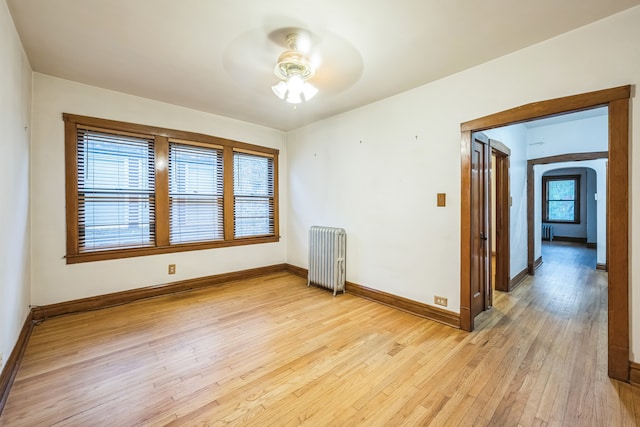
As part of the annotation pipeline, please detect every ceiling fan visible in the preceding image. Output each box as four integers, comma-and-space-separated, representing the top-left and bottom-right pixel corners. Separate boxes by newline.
271, 32, 318, 104
222, 25, 362, 107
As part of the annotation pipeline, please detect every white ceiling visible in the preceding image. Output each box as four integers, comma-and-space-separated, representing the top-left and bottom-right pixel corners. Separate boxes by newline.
7, 0, 640, 131
524, 106, 608, 128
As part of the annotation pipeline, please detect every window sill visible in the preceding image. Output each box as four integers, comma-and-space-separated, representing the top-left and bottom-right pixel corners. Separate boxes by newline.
65, 235, 280, 264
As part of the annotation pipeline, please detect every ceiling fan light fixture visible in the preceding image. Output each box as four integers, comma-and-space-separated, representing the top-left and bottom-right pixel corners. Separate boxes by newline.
302, 81, 318, 100
287, 73, 305, 93
272, 33, 318, 104
272, 80, 287, 99
286, 90, 302, 104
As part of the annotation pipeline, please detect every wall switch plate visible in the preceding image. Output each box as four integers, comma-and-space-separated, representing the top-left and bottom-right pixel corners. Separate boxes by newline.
437, 193, 446, 207
434, 296, 448, 307
168, 264, 176, 274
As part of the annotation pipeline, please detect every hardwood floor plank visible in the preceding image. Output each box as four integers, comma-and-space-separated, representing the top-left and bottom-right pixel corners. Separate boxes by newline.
618, 382, 638, 426
517, 320, 565, 425
632, 385, 640, 425
489, 314, 560, 425
1, 243, 638, 426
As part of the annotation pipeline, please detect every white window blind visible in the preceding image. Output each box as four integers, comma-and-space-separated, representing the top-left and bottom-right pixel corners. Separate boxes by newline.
77, 128, 155, 251
169, 142, 224, 243
233, 151, 275, 238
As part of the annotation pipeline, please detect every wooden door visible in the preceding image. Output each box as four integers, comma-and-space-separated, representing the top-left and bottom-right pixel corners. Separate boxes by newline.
491, 140, 511, 292
471, 133, 491, 318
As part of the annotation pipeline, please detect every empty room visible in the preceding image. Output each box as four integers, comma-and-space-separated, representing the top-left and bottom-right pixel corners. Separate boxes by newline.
1, 1, 640, 425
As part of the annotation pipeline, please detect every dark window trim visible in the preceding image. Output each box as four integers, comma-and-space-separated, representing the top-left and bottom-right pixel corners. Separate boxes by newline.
542, 174, 581, 224
64, 113, 279, 264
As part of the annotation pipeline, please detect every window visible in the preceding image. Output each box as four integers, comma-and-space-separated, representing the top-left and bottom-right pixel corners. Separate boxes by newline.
233, 150, 275, 238
64, 114, 279, 263
76, 128, 155, 251
169, 142, 224, 244
543, 175, 580, 223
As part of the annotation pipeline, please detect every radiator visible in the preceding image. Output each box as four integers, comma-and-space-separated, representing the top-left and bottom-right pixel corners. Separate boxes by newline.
308, 226, 346, 296
542, 224, 554, 241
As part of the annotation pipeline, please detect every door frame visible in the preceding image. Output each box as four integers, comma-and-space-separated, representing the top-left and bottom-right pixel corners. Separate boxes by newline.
459, 85, 630, 382
491, 139, 511, 292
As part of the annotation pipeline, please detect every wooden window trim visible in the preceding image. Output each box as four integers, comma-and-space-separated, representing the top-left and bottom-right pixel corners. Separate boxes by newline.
64, 113, 279, 264
542, 174, 581, 224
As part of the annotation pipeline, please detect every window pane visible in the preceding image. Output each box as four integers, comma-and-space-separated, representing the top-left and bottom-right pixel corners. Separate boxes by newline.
77, 130, 155, 251
234, 197, 273, 237
234, 152, 274, 238
548, 180, 575, 201
548, 200, 575, 222
169, 143, 224, 243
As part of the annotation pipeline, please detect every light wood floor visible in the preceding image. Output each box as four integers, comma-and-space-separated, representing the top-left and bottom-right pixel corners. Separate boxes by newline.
2, 243, 639, 426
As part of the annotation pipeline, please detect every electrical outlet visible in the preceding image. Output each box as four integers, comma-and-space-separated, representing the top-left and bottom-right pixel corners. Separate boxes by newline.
168, 264, 176, 274
434, 296, 448, 307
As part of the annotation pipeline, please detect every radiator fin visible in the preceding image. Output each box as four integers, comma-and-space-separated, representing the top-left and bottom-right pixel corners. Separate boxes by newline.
542, 224, 554, 241
308, 226, 346, 296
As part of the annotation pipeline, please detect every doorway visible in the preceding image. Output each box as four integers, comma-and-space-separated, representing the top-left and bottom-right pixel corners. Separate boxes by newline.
527, 154, 608, 274
469, 133, 511, 318
459, 85, 630, 382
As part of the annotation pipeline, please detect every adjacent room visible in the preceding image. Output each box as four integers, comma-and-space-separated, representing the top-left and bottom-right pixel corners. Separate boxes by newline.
1, 1, 640, 425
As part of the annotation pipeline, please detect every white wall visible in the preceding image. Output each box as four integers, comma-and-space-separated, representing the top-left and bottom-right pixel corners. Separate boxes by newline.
527, 114, 608, 159
0, 0, 31, 370
586, 168, 597, 244
482, 124, 529, 279
286, 6, 640, 361
30, 73, 287, 305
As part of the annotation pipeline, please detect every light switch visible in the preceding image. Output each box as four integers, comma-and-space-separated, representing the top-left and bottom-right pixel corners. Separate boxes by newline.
437, 193, 446, 207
